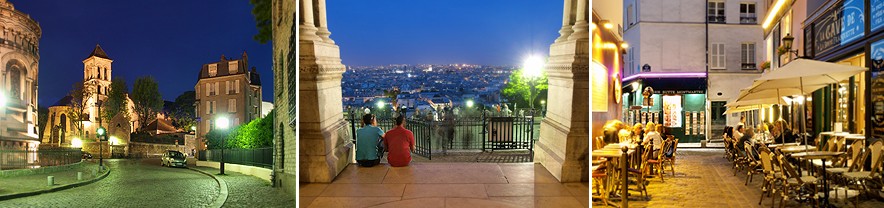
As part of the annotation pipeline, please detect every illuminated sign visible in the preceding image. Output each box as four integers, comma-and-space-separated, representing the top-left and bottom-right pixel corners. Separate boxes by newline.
592, 61, 608, 112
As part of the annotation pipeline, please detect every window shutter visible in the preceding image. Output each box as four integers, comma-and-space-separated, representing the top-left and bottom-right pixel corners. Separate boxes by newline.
206, 102, 210, 115
205, 84, 209, 96
235, 80, 240, 93
214, 82, 219, 94
226, 81, 230, 94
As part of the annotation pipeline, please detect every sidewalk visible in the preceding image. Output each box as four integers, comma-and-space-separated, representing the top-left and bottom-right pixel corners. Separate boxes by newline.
0, 161, 102, 196
300, 163, 588, 208
190, 166, 295, 207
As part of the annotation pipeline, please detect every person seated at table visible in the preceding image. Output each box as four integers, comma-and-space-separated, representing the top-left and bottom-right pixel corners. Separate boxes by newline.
630, 124, 644, 143
642, 124, 664, 152
618, 127, 632, 143
736, 127, 755, 151
645, 122, 655, 136
603, 120, 627, 144
723, 126, 734, 142
733, 125, 745, 141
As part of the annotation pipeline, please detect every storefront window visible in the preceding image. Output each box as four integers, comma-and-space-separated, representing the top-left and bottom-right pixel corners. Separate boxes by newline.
663, 95, 682, 127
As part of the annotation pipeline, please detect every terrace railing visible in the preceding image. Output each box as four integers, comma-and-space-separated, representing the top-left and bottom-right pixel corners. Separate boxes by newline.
0, 147, 82, 170
202, 147, 273, 168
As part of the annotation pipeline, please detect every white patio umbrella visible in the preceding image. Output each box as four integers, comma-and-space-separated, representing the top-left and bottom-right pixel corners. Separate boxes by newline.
736, 59, 867, 149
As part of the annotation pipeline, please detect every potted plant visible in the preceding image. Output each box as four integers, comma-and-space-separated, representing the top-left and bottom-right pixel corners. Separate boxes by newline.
777, 46, 789, 57
760, 61, 770, 71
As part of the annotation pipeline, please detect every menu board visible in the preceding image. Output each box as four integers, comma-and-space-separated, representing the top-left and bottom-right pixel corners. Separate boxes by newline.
652, 112, 659, 124
871, 39, 884, 139
685, 111, 692, 135
692, 112, 699, 135
699, 112, 706, 135
663, 95, 682, 127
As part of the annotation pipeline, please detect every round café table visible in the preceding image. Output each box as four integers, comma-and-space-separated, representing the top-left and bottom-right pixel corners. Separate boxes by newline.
790, 151, 844, 207
592, 148, 635, 207
768, 143, 800, 149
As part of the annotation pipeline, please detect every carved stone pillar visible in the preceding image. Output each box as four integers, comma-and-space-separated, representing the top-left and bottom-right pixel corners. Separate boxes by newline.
535, 0, 589, 182
314, 0, 334, 43
568, 0, 589, 41
298, 0, 351, 183
555, 0, 574, 42
299, 0, 320, 41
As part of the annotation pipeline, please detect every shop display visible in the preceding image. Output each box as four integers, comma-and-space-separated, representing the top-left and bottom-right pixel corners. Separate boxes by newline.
662, 95, 682, 127
699, 112, 706, 134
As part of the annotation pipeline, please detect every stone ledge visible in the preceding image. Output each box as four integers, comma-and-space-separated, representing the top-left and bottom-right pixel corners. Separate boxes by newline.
0, 161, 84, 178
187, 166, 229, 208
0, 165, 110, 201
195, 161, 272, 183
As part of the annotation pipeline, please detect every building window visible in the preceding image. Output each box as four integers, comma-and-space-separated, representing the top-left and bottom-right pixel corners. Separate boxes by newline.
707, 1, 725, 23
214, 82, 220, 96
741, 43, 756, 70
208, 64, 217, 77
228, 61, 238, 74
740, 3, 757, 24
228, 99, 236, 113
235, 80, 240, 94
226, 81, 231, 95
627, 4, 635, 27
711, 43, 726, 69
628, 48, 636, 74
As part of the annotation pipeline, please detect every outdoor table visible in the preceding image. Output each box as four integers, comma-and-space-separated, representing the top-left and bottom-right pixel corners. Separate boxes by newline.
843, 135, 864, 141
768, 143, 800, 149
790, 151, 844, 207
592, 148, 634, 208
778, 145, 816, 153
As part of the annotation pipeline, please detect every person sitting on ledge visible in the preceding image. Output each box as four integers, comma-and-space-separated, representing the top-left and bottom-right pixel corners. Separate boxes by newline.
356, 114, 385, 167
385, 115, 416, 167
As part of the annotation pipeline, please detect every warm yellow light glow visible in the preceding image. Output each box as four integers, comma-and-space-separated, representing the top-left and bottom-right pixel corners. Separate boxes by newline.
603, 22, 613, 29
109, 136, 120, 145
71, 138, 83, 148
768, 107, 774, 122
631, 82, 639, 91
762, 0, 787, 29
591, 23, 597, 31
523, 55, 545, 78
603, 43, 618, 49
621, 42, 629, 49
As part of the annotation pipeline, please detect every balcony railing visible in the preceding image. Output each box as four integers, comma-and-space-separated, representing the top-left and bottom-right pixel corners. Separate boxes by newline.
707, 15, 725, 23
741, 63, 757, 70
740, 14, 757, 24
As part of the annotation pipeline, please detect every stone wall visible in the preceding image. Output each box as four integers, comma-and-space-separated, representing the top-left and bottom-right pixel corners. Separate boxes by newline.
128, 142, 185, 158
273, 0, 297, 195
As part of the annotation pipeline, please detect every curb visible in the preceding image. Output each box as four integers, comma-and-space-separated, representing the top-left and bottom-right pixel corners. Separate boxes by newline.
0, 166, 111, 201
187, 167, 228, 208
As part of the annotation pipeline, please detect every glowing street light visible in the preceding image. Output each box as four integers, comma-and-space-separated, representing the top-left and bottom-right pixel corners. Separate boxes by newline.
523, 56, 545, 79
215, 116, 230, 175
71, 138, 83, 148
466, 100, 474, 108
377, 100, 385, 109
216, 117, 230, 130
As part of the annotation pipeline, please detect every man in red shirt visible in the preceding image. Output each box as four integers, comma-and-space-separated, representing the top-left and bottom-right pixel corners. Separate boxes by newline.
384, 115, 415, 167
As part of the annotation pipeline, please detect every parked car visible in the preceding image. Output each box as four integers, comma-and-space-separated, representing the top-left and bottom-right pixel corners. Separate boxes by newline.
161, 150, 187, 167
82, 152, 93, 159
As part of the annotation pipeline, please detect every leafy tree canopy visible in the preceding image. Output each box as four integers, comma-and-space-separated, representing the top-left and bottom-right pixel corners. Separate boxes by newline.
131, 76, 163, 132
500, 69, 548, 109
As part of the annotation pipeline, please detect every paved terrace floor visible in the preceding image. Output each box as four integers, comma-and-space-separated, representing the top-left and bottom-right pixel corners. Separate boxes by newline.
610, 148, 884, 208
299, 163, 589, 208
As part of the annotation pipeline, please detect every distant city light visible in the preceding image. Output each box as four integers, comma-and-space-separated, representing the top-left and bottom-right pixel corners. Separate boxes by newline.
523, 56, 544, 78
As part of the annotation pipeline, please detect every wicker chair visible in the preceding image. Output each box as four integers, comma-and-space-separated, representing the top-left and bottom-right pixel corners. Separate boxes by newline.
776, 153, 818, 208
842, 141, 884, 206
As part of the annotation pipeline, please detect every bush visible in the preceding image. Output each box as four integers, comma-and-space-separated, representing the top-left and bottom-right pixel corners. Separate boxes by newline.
206, 109, 275, 149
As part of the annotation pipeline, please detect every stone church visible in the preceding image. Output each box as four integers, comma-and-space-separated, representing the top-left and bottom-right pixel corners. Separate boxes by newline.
0, 0, 42, 152
42, 45, 140, 150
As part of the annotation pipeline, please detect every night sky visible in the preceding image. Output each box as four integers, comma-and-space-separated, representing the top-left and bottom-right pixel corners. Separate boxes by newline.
326, 0, 562, 66
13, 0, 273, 106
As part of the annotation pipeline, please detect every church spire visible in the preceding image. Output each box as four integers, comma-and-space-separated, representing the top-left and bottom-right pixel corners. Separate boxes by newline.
87, 44, 111, 60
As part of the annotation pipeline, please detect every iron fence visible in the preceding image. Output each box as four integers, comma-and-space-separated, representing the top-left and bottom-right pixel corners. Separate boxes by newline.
202, 147, 273, 168
0, 148, 82, 170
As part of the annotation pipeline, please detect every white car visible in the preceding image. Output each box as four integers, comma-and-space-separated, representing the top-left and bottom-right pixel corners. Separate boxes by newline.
161, 150, 187, 167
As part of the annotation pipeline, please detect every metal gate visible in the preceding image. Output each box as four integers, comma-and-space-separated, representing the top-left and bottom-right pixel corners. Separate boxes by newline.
483, 110, 535, 152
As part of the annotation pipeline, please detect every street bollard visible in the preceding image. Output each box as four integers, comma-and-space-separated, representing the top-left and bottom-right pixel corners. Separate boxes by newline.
621, 146, 628, 208
47, 176, 54, 186
78, 172, 83, 181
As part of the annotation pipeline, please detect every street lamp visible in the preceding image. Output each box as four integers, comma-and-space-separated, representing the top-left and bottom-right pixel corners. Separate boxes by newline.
377, 100, 385, 109
466, 100, 474, 108
781, 33, 799, 60
97, 126, 106, 168
215, 117, 229, 175
523, 55, 545, 109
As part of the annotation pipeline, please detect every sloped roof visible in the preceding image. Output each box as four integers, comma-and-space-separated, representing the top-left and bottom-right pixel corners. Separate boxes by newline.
87, 44, 111, 60
51, 95, 73, 107
144, 118, 177, 132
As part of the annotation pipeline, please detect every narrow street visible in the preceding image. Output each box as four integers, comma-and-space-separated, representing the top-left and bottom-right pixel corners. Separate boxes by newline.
0, 159, 218, 207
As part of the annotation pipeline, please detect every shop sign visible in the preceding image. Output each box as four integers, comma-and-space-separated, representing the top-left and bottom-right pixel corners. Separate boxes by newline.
654, 90, 705, 94
873, 0, 884, 31
642, 64, 651, 72
814, 0, 865, 54
870, 39, 884, 138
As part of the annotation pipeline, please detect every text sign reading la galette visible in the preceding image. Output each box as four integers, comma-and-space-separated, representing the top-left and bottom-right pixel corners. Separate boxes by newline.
873, 0, 884, 31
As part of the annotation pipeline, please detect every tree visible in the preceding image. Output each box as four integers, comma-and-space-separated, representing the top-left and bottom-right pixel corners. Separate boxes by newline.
37, 106, 48, 140
249, 0, 272, 44
66, 82, 90, 139
103, 77, 129, 123
131, 76, 163, 132
500, 69, 548, 109
171, 91, 196, 130
208, 109, 275, 149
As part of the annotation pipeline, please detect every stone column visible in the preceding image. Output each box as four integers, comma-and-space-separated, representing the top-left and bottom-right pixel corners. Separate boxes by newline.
298, 0, 351, 183
568, 0, 588, 41
535, 0, 589, 182
554, 0, 574, 42
299, 0, 320, 41
314, 0, 334, 43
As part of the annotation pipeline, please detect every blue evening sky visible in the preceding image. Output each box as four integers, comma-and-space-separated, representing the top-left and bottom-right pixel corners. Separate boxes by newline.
326, 0, 562, 66
13, 0, 273, 106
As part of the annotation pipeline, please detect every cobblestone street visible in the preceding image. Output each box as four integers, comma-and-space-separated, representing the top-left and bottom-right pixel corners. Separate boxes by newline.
0, 159, 218, 207
605, 149, 884, 208
191, 166, 295, 207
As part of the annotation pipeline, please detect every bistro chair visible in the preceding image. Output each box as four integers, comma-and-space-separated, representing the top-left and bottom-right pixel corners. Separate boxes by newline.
625, 143, 654, 199
757, 147, 781, 207
591, 165, 608, 206
827, 140, 865, 200
647, 139, 671, 182
842, 142, 884, 205
745, 142, 764, 185
776, 153, 818, 208
661, 138, 679, 175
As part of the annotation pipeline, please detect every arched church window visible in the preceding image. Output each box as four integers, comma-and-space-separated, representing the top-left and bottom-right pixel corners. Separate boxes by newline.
7, 61, 22, 100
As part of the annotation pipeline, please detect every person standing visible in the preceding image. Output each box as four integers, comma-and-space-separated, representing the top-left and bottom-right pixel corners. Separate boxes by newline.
385, 115, 416, 167
356, 114, 385, 167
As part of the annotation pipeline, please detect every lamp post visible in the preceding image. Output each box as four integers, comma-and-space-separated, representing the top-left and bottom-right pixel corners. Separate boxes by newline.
523, 56, 545, 109
216, 117, 229, 175
96, 100, 104, 169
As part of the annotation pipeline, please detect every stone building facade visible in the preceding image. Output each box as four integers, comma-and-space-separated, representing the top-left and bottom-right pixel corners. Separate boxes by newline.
0, 0, 41, 152
194, 52, 262, 151
272, 0, 296, 195
41, 45, 139, 154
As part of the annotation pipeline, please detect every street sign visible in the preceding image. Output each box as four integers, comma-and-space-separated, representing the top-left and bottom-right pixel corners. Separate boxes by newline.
642, 64, 651, 72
